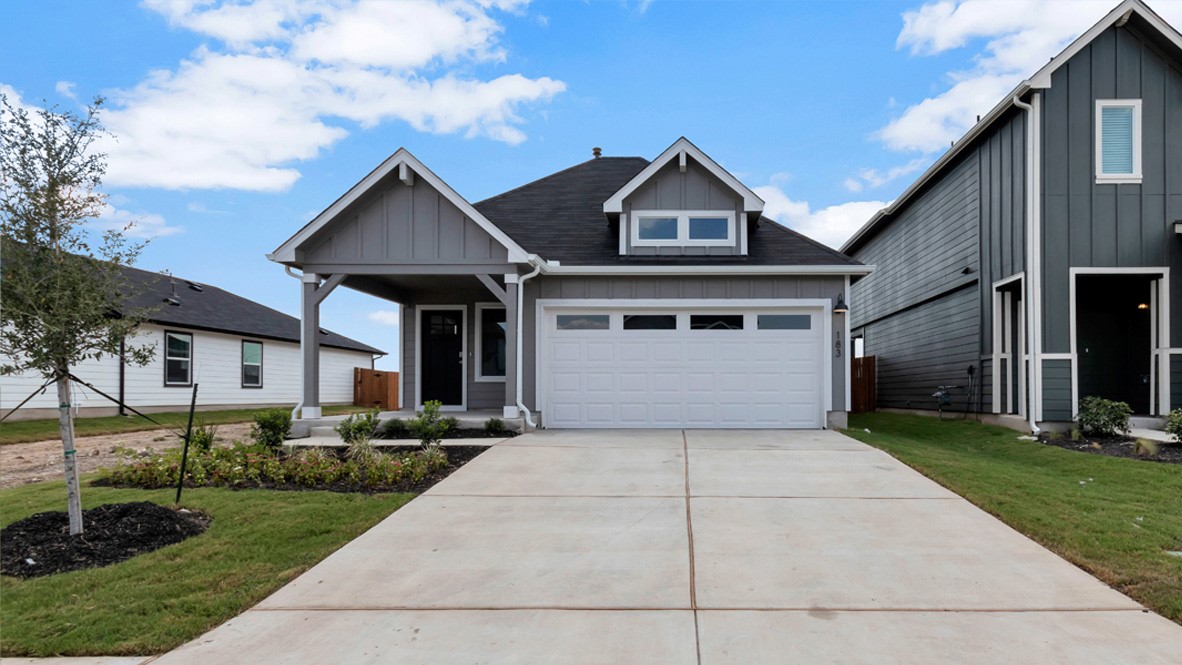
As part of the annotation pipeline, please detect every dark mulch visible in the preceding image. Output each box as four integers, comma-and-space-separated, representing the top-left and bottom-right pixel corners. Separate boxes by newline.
1, 502, 210, 579
1039, 434, 1182, 464
381, 428, 517, 440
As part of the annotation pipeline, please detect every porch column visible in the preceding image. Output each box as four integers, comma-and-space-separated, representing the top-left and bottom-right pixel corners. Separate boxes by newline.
300, 272, 322, 419
503, 275, 519, 419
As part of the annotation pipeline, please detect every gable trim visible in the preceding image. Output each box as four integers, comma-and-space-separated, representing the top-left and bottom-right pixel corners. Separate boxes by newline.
603, 137, 764, 214
269, 148, 531, 264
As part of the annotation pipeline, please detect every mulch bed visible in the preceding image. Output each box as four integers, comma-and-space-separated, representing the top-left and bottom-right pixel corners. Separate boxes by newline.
381, 428, 517, 440
1039, 434, 1182, 464
1, 502, 210, 579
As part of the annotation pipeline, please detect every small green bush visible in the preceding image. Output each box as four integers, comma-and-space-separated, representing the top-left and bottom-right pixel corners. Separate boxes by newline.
1164, 408, 1182, 443
484, 417, 507, 435
408, 400, 448, 449
1075, 396, 1132, 437
381, 418, 411, 439
251, 408, 291, 450
440, 416, 460, 434
335, 408, 381, 445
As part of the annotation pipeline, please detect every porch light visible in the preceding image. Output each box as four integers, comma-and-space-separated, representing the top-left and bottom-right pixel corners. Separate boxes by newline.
1137, 302, 1150, 310
834, 294, 849, 315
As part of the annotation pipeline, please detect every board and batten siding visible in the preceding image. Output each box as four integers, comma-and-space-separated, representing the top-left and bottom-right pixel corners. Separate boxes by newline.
623, 158, 744, 257
298, 171, 508, 266
1040, 22, 1182, 353
977, 108, 1028, 357
520, 274, 848, 417
0, 324, 373, 419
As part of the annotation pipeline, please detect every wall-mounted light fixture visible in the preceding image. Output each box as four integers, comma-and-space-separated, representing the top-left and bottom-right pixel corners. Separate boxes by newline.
1137, 302, 1150, 310
834, 293, 849, 315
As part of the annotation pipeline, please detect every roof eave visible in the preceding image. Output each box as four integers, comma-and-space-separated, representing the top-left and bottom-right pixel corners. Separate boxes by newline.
537, 263, 874, 276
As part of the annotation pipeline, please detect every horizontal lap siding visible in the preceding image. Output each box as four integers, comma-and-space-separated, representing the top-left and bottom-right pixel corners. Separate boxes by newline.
860, 286, 979, 410
1172, 355, 1182, 411
0, 324, 372, 413
1041, 359, 1073, 421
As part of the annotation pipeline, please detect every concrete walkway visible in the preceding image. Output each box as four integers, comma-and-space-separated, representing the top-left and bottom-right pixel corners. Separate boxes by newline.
148, 429, 1182, 664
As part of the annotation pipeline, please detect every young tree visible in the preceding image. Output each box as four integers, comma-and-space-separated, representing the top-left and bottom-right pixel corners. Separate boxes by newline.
0, 95, 155, 535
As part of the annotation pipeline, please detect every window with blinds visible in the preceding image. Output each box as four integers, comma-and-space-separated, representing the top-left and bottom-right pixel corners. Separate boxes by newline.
1095, 100, 1141, 182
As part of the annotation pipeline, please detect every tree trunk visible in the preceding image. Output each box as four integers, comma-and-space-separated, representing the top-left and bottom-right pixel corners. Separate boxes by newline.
55, 371, 84, 535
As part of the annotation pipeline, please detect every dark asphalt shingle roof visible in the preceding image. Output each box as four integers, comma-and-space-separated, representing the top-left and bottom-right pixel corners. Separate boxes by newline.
119, 266, 384, 355
473, 157, 861, 267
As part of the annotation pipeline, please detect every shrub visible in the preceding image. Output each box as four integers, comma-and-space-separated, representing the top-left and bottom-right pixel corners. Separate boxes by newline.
1134, 438, 1159, 457
408, 400, 448, 449
1164, 408, 1182, 443
440, 416, 460, 434
1075, 396, 1132, 437
381, 418, 411, 439
185, 419, 218, 454
335, 408, 381, 445
251, 408, 291, 450
484, 417, 507, 435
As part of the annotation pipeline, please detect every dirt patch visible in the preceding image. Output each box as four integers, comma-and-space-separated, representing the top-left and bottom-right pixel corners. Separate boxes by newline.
1039, 434, 1182, 464
1, 501, 210, 578
0, 423, 253, 489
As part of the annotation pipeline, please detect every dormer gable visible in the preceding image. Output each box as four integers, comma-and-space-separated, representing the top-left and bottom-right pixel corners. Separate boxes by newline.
603, 138, 764, 257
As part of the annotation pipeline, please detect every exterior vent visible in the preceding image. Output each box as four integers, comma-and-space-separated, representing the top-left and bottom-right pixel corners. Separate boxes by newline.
187, 281, 204, 292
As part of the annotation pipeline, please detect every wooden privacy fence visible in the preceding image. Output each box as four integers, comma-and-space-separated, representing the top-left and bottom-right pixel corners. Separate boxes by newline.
353, 368, 399, 411
851, 356, 877, 414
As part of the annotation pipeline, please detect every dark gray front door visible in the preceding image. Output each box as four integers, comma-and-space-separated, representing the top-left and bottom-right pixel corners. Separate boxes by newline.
1076, 275, 1152, 414
421, 309, 463, 406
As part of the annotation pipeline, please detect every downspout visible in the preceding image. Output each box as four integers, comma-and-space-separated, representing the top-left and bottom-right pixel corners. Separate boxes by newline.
284, 265, 305, 421
515, 254, 544, 428
1013, 92, 1042, 434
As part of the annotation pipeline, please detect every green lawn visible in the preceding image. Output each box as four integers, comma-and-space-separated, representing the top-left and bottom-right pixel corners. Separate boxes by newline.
845, 412, 1182, 624
0, 480, 412, 657
1, 404, 366, 446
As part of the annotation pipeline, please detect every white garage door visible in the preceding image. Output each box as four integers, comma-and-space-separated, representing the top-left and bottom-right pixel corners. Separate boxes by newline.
541, 306, 825, 428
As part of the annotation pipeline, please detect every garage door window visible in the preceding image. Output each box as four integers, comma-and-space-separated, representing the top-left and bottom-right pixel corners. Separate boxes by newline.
690, 314, 743, 330
757, 314, 811, 330
623, 314, 677, 330
557, 314, 610, 330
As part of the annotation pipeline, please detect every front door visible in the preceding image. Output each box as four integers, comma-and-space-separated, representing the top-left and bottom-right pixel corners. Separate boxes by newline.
1076, 275, 1153, 414
421, 309, 464, 406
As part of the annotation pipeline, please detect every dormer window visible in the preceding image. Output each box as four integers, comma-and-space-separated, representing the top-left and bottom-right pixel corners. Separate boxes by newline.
632, 210, 736, 247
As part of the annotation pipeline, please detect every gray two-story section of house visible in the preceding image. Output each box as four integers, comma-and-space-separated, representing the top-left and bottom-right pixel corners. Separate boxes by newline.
843, 0, 1182, 431
270, 138, 870, 429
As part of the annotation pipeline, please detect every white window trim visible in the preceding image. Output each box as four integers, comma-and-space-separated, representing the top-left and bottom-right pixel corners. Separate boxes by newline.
1095, 99, 1142, 184
242, 340, 263, 388
164, 331, 193, 386
630, 210, 737, 247
475, 302, 507, 383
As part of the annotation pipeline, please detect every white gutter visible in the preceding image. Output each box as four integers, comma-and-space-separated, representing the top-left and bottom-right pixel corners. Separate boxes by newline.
537, 264, 873, 276
284, 265, 306, 421
515, 254, 544, 428
1013, 93, 1042, 435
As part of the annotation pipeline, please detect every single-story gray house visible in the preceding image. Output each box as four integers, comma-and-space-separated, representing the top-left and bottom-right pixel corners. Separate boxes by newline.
0, 265, 384, 420
842, 0, 1182, 431
270, 138, 871, 429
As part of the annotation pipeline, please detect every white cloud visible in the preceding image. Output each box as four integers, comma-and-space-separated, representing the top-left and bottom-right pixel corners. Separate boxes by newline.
91, 203, 184, 239
368, 310, 400, 326
54, 80, 77, 100
843, 157, 929, 193
878, 0, 1182, 154
754, 183, 887, 251
90, 0, 564, 191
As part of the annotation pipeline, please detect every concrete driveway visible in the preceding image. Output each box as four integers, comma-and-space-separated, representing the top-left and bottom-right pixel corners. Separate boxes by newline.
153, 429, 1182, 664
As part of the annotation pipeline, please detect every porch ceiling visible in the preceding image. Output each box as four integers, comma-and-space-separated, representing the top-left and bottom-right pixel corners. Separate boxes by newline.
341, 273, 503, 305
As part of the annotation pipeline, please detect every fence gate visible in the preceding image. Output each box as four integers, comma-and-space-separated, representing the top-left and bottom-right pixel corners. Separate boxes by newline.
851, 356, 877, 414
354, 368, 399, 411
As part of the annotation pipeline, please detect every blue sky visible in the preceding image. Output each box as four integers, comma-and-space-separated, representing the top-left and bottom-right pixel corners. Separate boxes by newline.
4, 0, 1175, 369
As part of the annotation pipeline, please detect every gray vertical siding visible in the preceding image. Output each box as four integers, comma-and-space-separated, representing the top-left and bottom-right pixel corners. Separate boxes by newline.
298, 173, 509, 265
977, 109, 1028, 356
1041, 358, 1073, 421
858, 285, 980, 411
623, 158, 743, 257
520, 275, 847, 417
1040, 22, 1182, 352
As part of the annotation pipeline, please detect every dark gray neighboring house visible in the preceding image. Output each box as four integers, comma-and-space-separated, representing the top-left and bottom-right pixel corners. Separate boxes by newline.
842, 0, 1182, 430
270, 137, 870, 429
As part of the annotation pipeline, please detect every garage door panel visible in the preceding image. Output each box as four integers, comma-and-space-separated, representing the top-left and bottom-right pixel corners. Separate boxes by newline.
544, 307, 824, 429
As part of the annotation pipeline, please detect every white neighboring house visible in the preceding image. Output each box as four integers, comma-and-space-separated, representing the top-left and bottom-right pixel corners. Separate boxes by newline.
0, 265, 385, 421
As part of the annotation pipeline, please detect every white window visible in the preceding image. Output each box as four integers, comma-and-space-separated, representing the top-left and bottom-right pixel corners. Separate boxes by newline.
631, 210, 736, 247
164, 331, 192, 386
1095, 99, 1141, 183
475, 304, 507, 382
242, 340, 263, 388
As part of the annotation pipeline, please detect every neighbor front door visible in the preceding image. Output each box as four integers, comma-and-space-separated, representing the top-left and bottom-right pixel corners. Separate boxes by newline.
421, 309, 464, 407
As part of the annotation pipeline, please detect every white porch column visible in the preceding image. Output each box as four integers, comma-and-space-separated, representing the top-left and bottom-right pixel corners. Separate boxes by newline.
300, 272, 322, 419
503, 274, 520, 418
